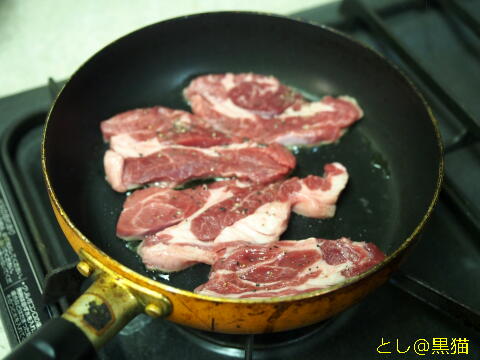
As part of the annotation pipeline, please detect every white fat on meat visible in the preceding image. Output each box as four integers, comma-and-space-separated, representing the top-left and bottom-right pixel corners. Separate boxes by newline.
279, 96, 363, 119
104, 150, 127, 192
140, 243, 216, 272
209, 96, 257, 121
215, 201, 290, 245
110, 134, 164, 158
110, 136, 257, 159
292, 163, 349, 218
220, 73, 236, 90
339, 95, 364, 118
266, 129, 333, 147
280, 101, 335, 118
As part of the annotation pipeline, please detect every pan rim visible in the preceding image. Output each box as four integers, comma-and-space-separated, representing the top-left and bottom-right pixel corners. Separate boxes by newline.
41, 10, 444, 304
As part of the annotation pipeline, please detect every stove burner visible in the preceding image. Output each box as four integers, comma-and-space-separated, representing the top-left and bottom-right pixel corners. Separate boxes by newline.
174, 320, 332, 354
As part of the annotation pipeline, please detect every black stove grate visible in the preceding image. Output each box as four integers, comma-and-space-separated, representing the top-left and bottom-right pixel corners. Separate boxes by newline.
339, 0, 480, 333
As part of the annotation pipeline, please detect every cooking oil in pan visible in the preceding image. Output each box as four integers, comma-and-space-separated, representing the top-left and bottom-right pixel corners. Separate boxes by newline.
283, 127, 396, 253
370, 153, 391, 180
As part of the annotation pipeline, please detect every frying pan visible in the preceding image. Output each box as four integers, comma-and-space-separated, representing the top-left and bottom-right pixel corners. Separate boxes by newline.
6, 12, 442, 359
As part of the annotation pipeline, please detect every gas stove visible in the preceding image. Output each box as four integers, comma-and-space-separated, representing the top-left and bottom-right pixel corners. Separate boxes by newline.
0, 0, 479, 359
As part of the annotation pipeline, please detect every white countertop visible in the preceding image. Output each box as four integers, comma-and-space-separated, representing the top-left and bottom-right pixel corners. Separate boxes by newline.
0, 0, 334, 356
0, 0, 334, 99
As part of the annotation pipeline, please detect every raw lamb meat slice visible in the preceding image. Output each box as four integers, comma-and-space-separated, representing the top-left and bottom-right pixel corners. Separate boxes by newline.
118, 162, 347, 241
100, 106, 184, 141
138, 163, 349, 272
100, 106, 232, 147
258, 96, 363, 146
116, 186, 209, 240
184, 73, 304, 120
184, 73, 363, 145
184, 73, 303, 135
104, 142, 296, 192
116, 180, 248, 240
195, 237, 385, 299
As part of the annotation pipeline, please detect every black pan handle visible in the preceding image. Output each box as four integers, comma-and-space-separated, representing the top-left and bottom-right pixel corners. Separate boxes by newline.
4, 317, 96, 360
3, 268, 171, 359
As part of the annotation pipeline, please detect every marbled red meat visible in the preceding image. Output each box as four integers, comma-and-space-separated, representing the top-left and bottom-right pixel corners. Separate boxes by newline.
259, 96, 363, 145
184, 73, 303, 136
116, 185, 210, 240
116, 179, 250, 240
100, 106, 232, 147
104, 142, 296, 192
184, 73, 363, 146
138, 163, 349, 272
195, 237, 385, 298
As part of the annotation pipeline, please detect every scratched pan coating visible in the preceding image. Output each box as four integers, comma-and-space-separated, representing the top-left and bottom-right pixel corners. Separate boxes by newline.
44, 13, 441, 294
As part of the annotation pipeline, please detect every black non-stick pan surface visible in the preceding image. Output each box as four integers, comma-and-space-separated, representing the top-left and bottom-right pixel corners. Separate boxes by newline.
44, 12, 442, 293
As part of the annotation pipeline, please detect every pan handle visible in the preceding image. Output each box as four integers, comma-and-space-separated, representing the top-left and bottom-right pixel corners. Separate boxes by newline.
5, 270, 169, 359
3, 317, 96, 360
